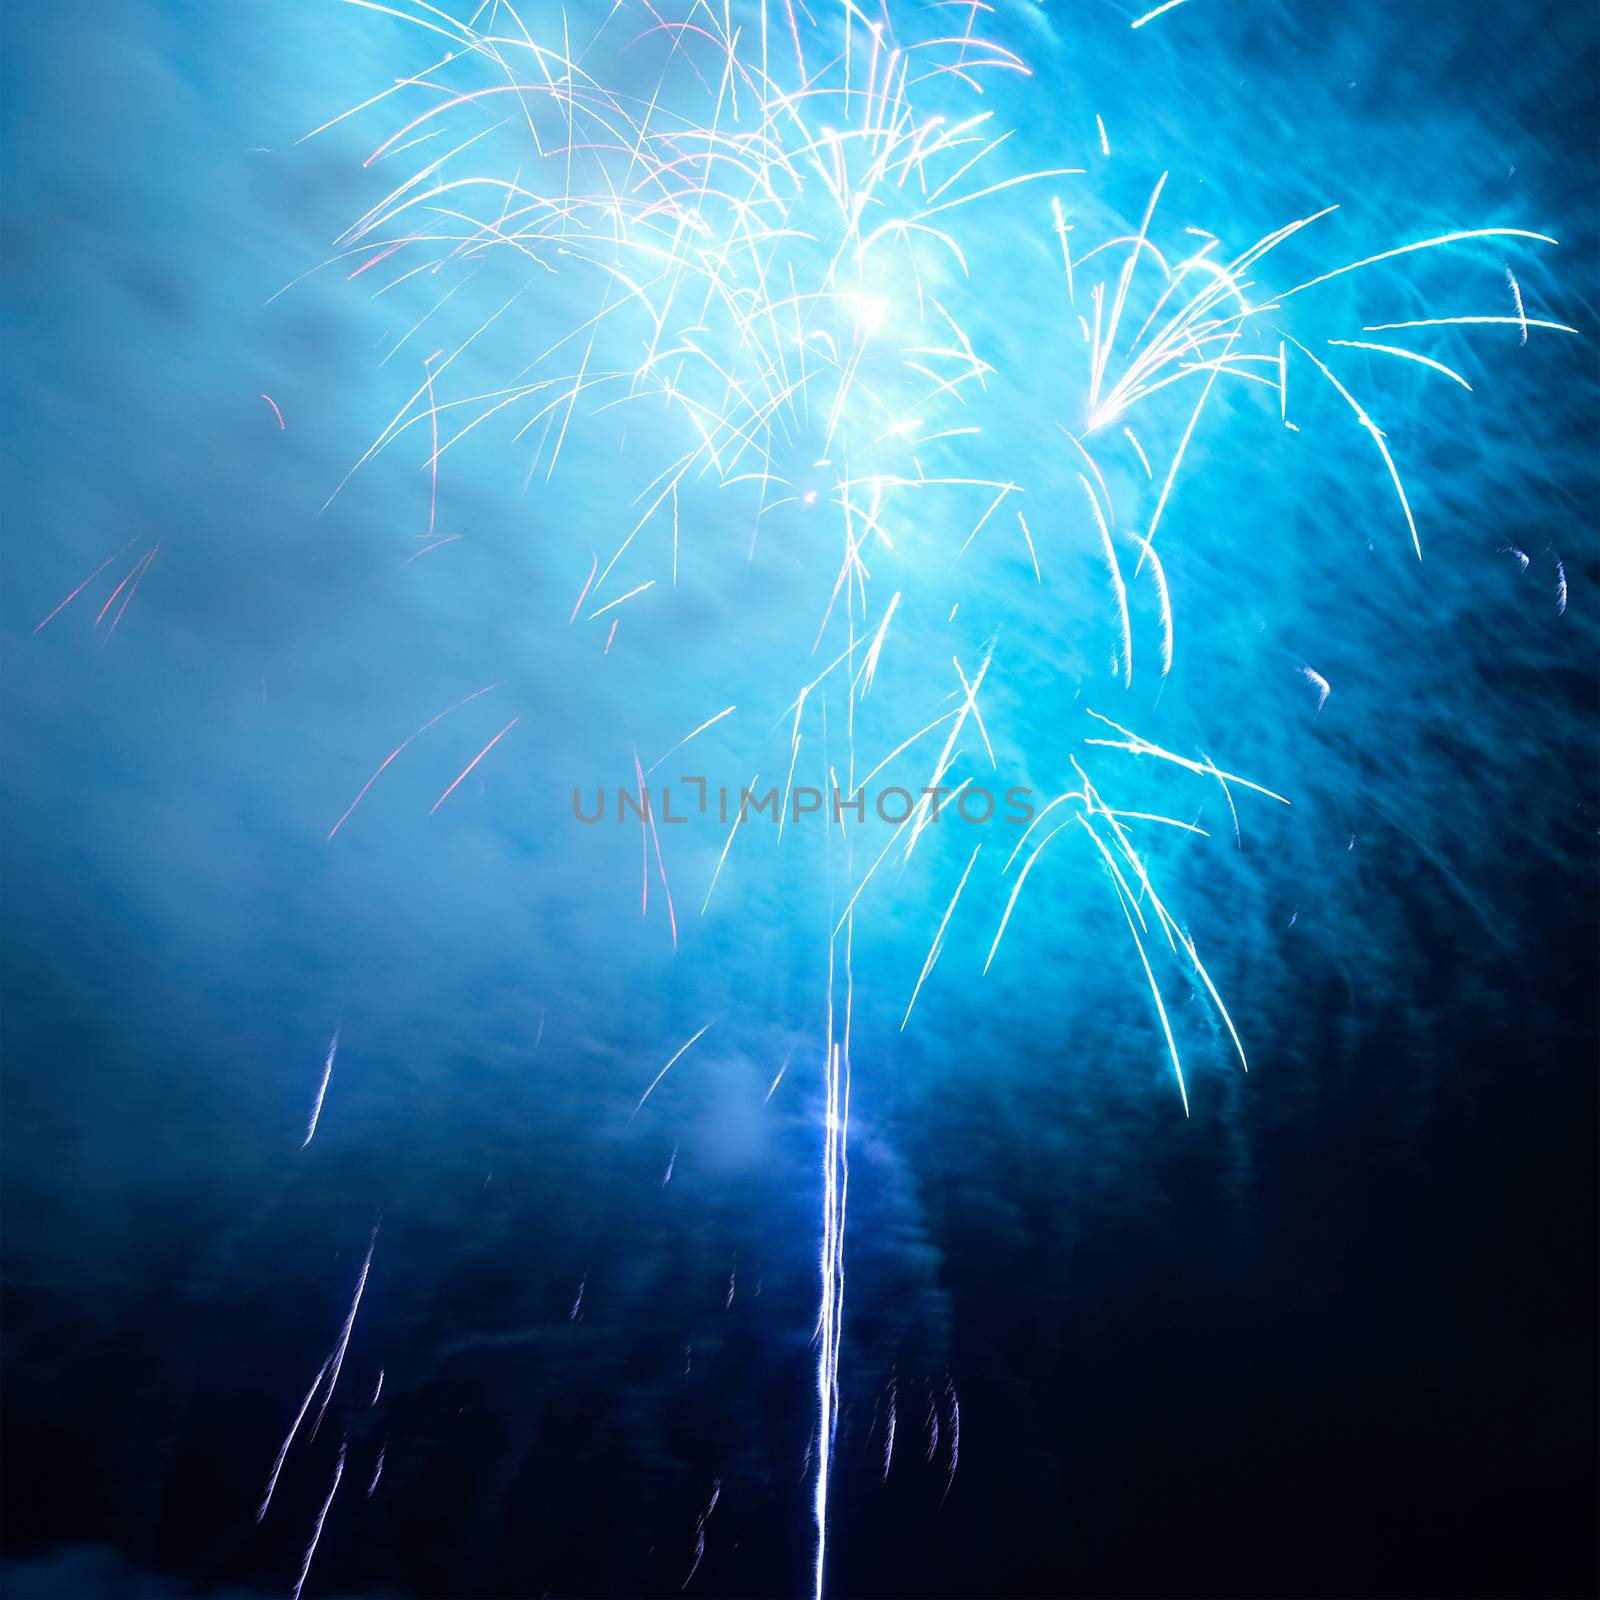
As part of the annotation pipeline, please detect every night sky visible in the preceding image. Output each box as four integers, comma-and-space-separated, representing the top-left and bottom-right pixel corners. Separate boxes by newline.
2, 3, 1596, 1598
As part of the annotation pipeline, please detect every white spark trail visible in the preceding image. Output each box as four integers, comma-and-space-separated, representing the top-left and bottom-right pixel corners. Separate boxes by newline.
1325, 339, 1473, 391
1278, 228, 1558, 300
313, 1225, 379, 1436
291, 1439, 346, 1600
647, 705, 737, 774
257, 1359, 331, 1522
302, 1026, 340, 1147
1506, 268, 1528, 344
1130, 0, 1191, 28
587, 579, 655, 620
1362, 315, 1577, 336
701, 772, 759, 915
902, 845, 982, 1029
764, 1053, 790, 1105
632, 1021, 715, 1118
941, 1381, 961, 1505
1285, 335, 1419, 559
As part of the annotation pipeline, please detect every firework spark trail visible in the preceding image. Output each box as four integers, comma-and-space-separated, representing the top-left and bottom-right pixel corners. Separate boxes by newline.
941, 1380, 960, 1505
1130, 0, 1192, 28
646, 704, 737, 774
260, 393, 286, 429
1286, 335, 1421, 558
682, 1478, 721, 1591
253, 1228, 376, 1520
1325, 339, 1474, 390
882, 1373, 897, 1480
291, 1439, 346, 1600
102, 547, 160, 635
763, 1051, 790, 1105
257, 1357, 331, 1523
632, 1021, 715, 1119
588, 579, 655, 620
633, 747, 680, 947
570, 552, 599, 622
429, 717, 520, 813
422, 352, 441, 533
701, 774, 758, 914
901, 843, 981, 1029
402, 533, 462, 565
1084, 711, 1291, 804
313, 1225, 379, 1437
302, 1025, 340, 1148
814, 1028, 847, 1600
91, 547, 159, 633
1362, 314, 1577, 336
367, 1440, 386, 1497
1301, 666, 1332, 712
32, 539, 138, 633
327, 681, 503, 839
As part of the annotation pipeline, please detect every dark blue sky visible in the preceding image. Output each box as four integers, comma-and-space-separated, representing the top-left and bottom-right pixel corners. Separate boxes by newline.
2, 2, 1596, 1596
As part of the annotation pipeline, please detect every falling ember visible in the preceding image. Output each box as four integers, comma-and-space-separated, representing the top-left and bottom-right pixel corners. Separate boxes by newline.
256, 1228, 377, 1523
313, 1225, 378, 1436
570, 553, 598, 623
327, 682, 503, 840
257, 1358, 330, 1523
763, 1054, 790, 1106
1300, 666, 1332, 712
631, 1022, 714, 1121
1130, 0, 1192, 27
882, 1375, 897, 1482
33, 539, 137, 634
683, 1479, 721, 1591
302, 1026, 339, 1148
290, 1438, 346, 1600
428, 718, 519, 815
1507, 268, 1529, 345
941, 1382, 961, 1506
92, 546, 159, 635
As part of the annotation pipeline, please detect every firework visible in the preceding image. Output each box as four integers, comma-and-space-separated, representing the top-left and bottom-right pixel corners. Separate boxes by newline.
298, 3, 1575, 1593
